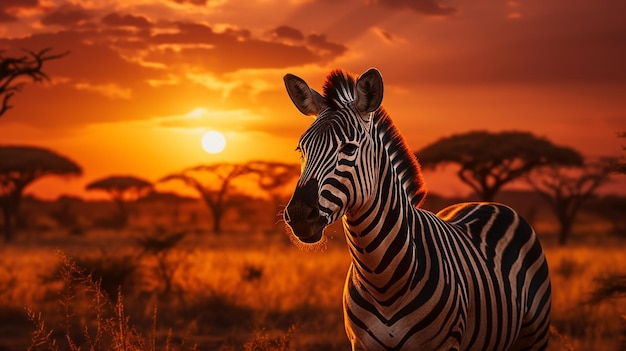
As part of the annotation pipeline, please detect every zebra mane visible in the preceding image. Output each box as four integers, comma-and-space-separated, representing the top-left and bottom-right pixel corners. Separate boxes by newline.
322, 69, 357, 108
322, 69, 427, 208
376, 108, 428, 207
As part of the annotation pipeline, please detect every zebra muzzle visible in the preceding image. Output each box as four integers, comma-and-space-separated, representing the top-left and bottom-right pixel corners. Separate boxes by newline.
284, 179, 326, 243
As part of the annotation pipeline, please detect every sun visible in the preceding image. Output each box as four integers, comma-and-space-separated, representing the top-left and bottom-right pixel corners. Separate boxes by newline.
201, 130, 226, 154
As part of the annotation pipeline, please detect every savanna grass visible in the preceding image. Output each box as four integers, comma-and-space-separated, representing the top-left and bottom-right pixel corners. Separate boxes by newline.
1, 227, 625, 351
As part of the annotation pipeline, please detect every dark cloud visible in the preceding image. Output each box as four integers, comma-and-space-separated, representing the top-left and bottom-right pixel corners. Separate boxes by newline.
372, 0, 626, 86
142, 22, 345, 72
0, 12, 16, 22
147, 40, 320, 73
101, 12, 152, 29
0, 14, 349, 128
0, 0, 39, 22
223, 27, 252, 40
307, 34, 347, 57
376, 0, 456, 15
168, 0, 208, 6
41, 4, 93, 26
270, 26, 305, 41
0, 30, 161, 83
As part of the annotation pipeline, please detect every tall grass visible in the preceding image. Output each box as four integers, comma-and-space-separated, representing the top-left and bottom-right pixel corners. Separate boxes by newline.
546, 245, 626, 351
0, 227, 624, 350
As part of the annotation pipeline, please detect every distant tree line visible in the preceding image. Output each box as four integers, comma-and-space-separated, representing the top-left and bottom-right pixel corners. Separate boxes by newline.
416, 130, 620, 245
1, 131, 622, 245
0, 49, 624, 245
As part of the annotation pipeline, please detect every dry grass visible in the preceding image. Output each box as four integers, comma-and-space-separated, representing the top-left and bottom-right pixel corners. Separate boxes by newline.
0, 224, 625, 350
545, 245, 626, 351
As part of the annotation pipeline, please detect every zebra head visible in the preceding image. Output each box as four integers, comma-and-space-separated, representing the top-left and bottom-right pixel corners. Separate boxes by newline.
282, 68, 384, 244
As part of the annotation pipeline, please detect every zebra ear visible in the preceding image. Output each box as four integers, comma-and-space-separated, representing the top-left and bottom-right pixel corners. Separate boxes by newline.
354, 68, 384, 114
284, 74, 325, 117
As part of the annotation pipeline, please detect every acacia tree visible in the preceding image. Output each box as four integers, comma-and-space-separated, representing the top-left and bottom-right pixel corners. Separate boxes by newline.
159, 163, 253, 234
1, 48, 68, 117
85, 175, 153, 228
614, 132, 626, 174
587, 132, 626, 237
585, 195, 626, 237
247, 161, 300, 225
0, 146, 82, 242
527, 159, 613, 245
416, 131, 583, 201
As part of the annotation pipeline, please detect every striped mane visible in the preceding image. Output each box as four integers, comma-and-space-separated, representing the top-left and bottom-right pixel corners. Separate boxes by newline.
322, 69, 427, 207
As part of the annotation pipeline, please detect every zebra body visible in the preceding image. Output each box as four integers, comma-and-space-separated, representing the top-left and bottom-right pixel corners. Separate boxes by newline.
282, 68, 551, 350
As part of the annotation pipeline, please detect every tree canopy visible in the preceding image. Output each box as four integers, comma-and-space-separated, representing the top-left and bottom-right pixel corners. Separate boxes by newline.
0, 145, 82, 178
247, 161, 300, 195
159, 163, 254, 234
247, 161, 300, 226
527, 158, 613, 245
85, 175, 153, 227
86, 175, 153, 199
416, 130, 583, 201
0, 145, 81, 242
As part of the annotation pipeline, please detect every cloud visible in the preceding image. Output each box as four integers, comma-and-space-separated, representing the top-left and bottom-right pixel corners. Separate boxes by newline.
185, 73, 240, 98
101, 12, 152, 30
139, 21, 345, 72
307, 33, 347, 57
168, 0, 209, 6
370, 26, 404, 45
40, 4, 93, 26
0, 0, 39, 22
74, 82, 133, 100
0, 0, 353, 130
154, 107, 309, 137
270, 25, 305, 41
375, 0, 456, 15
156, 108, 256, 129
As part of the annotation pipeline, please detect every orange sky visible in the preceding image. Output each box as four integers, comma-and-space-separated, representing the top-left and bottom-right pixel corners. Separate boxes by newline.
0, 0, 625, 199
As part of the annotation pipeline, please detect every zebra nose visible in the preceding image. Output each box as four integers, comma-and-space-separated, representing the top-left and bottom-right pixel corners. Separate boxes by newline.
284, 178, 320, 225
301, 203, 320, 224
284, 201, 319, 225
305, 205, 319, 223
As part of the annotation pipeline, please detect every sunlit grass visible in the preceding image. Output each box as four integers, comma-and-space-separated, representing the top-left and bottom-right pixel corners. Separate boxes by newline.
0, 227, 625, 350
545, 245, 626, 351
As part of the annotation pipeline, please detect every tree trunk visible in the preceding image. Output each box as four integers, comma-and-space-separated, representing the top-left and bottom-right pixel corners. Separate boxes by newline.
480, 188, 497, 202
557, 215, 572, 246
114, 199, 129, 228
213, 208, 223, 234
1, 203, 14, 243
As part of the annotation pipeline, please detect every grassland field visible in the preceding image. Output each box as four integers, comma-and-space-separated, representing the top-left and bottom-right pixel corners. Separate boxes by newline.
0, 197, 624, 350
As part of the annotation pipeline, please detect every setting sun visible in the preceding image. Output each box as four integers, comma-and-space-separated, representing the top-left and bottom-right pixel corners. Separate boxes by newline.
201, 130, 226, 154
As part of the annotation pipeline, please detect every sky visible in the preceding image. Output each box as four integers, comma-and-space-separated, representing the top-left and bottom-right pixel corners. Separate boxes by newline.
0, 0, 625, 199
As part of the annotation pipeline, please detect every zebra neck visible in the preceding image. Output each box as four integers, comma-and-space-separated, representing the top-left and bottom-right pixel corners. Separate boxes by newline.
343, 168, 424, 301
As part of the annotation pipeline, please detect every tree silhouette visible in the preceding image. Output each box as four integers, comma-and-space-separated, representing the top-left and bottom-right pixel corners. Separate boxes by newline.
159, 163, 253, 234
0, 48, 68, 118
0, 146, 81, 242
247, 161, 300, 225
85, 175, 153, 228
585, 195, 626, 237
527, 158, 613, 245
614, 132, 626, 175
416, 130, 583, 201
135, 227, 186, 296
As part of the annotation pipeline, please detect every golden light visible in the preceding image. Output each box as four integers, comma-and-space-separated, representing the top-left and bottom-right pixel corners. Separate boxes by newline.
201, 130, 226, 154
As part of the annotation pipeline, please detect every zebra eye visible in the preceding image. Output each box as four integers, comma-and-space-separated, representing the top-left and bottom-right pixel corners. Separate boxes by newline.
340, 143, 358, 156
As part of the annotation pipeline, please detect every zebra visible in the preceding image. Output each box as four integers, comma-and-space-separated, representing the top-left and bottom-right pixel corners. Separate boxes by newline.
282, 68, 551, 351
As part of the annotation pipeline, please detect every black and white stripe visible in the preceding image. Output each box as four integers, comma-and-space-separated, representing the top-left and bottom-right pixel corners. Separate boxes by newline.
283, 68, 551, 351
